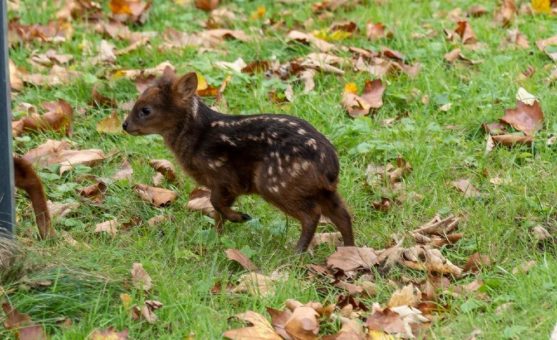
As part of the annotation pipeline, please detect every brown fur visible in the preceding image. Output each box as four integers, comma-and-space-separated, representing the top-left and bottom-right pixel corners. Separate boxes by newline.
13, 156, 54, 239
123, 71, 355, 252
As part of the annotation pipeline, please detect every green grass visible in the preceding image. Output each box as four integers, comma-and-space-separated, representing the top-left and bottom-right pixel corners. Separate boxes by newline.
3, 0, 557, 338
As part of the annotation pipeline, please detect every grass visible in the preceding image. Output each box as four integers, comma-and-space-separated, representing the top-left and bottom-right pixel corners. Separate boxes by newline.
3, 0, 557, 338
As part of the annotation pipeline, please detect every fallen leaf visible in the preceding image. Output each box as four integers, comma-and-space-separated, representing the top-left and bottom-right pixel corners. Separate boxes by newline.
300, 69, 316, 93
96, 111, 122, 134
452, 179, 481, 198
495, 0, 517, 27
463, 253, 492, 273
90, 327, 128, 340
47, 200, 79, 218
12, 99, 73, 136
365, 308, 408, 337
531, 225, 552, 241
468, 5, 488, 17
284, 302, 320, 340
342, 79, 385, 118
388, 284, 421, 308
451, 20, 477, 44
512, 260, 536, 275
56, 0, 103, 20
109, 0, 151, 24
309, 232, 342, 250
152, 172, 164, 186
113, 159, 134, 181
225, 249, 258, 272
134, 184, 177, 207
195, 0, 219, 11
114, 61, 175, 93
231, 273, 276, 296
2, 302, 31, 329
515, 87, 537, 106
383, 245, 463, 277
18, 324, 47, 340
492, 134, 533, 146
31, 49, 73, 66
131, 262, 152, 291
250, 5, 266, 20
287, 30, 336, 53
21, 65, 80, 87
223, 311, 282, 340
91, 84, 118, 107
186, 187, 215, 217
92, 40, 117, 64
147, 215, 171, 227
133, 300, 163, 324
501, 100, 544, 136
505, 29, 530, 49
95, 220, 118, 236
367, 22, 392, 41
9, 59, 24, 91
148, 159, 176, 182
532, 0, 551, 13
327, 247, 378, 272
216, 57, 247, 73
79, 181, 107, 204
8, 18, 73, 44
23, 140, 105, 173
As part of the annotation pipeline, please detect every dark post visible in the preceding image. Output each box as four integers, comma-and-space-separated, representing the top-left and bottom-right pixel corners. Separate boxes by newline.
0, 0, 15, 238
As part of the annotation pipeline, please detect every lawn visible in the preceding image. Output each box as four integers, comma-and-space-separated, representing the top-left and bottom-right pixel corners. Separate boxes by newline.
2, 0, 557, 338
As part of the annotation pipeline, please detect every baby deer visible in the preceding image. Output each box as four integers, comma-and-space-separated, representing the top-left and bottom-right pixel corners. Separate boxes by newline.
13, 156, 54, 239
123, 70, 355, 252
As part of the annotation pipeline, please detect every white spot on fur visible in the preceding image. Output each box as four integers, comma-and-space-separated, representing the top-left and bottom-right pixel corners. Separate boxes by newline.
306, 138, 317, 150
301, 160, 310, 170
280, 181, 287, 188
288, 121, 298, 127
220, 135, 237, 146
320, 152, 326, 162
292, 147, 299, 153
268, 167, 273, 175
298, 129, 307, 135
191, 97, 199, 118
270, 186, 279, 193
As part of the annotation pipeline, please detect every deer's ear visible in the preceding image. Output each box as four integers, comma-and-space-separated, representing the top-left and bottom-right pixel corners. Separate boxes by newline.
172, 72, 198, 100
160, 66, 176, 83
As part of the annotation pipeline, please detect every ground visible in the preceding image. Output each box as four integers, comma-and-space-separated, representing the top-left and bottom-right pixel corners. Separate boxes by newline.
3, 0, 557, 339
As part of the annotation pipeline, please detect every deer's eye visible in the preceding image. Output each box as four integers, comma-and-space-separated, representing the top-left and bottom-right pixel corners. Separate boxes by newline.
139, 107, 152, 118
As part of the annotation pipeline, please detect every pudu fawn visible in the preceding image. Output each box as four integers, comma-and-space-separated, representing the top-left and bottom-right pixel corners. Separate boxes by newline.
13, 156, 54, 239
123, 70, 355, 252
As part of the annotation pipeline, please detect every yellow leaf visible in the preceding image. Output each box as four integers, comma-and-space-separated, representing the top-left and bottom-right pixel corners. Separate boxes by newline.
96, 111, 122, 134
196, 73, 208, 91
328, 30, 352, 41
344, 82, 358, 94
120, 293, 132, 309
532, 0, 551, 13
368, 330, 395, 340
312, 29, 329, 41
250, 6, 266, 20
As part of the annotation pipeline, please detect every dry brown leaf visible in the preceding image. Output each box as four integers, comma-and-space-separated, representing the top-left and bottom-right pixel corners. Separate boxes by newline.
399, 245, 463, 277
342, 79, 385, 118
366, 22, 392, 41
152, 172, 164, 186
531, 225, 552, 241
18, 324, 47, 340
91, 84, 118, 107
495, 0, 517, 27
463, 253, 492, 273
132, 300, 163, 324
96, 111, 122, 134
327, 247, 378, 272
9, 59, 24, 91
23, 139, 71, 163
512, 260, 536, 274
134, 184, 177, 207
109, 0, 151, 24
223, 311, 282, 340
21, 64, 79, 88
266, 307, 292, 339
287, 30, 336, 53
443, 48, 480, 66
47, 200, 79, 219
206, 7, 238, 28
284, 304, 320, 340
231, 273, 276, 296
79, 181, 107, 204
300, 69, 316, 93
12, 99, 73, 137
451, 179, 481, 198
8, 19, 73, 44
56, 0, 103, 21
537, 35, 557, 61
492, 134, 533, 146
147, 215, 171, 227
149, 159, 176, 182
324, 316, 365, 340
90, 327, 129, 340
388, 284, 422, 308
501, 100, 544, 136
365, 308, 407, 337
94, 219, 118, 236
505, 29, 530, 49
113, 159, 134, 181
131, 262, 152, 291
31, 49, 73, 67
468, 5, 488, 17
225, 249, 258, 272
186, 187, 215, 217
92, 40, 117, 65
114, 61, 175, 93
308, 232, 342, 250
195, 0, 219, 11
2, 302, 31, 329
241, 60, 271, 75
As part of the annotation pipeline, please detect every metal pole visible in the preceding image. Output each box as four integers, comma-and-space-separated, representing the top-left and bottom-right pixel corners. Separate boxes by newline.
0, 0, 15, 238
